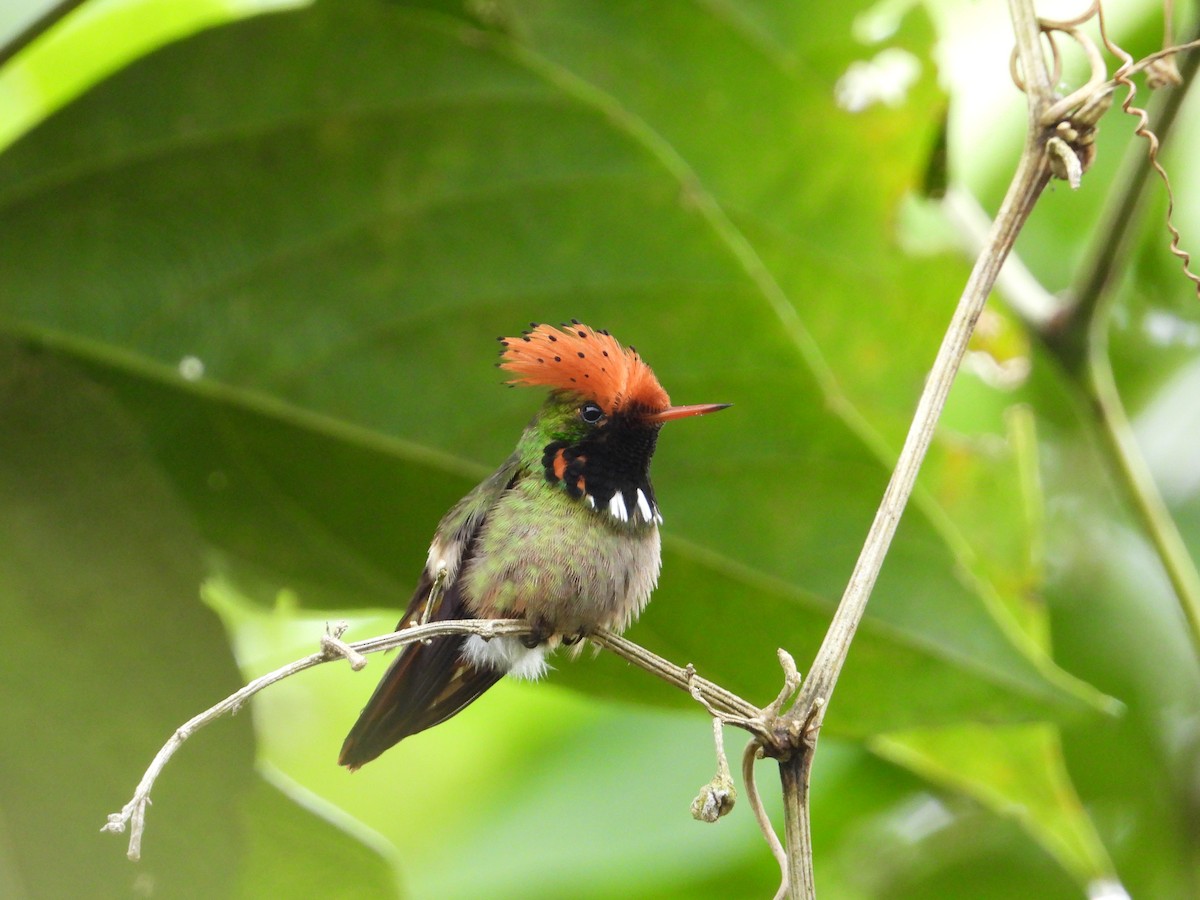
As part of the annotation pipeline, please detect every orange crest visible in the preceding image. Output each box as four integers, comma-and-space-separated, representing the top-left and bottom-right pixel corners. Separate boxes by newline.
499, 321, 670, 414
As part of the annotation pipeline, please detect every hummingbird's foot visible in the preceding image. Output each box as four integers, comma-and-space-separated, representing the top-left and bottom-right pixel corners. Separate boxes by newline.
519, 621, 552, 649
559, 628, 588, 647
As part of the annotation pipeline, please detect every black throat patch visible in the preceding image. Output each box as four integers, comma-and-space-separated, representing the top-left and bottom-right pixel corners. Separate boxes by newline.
542, 417, 661, 526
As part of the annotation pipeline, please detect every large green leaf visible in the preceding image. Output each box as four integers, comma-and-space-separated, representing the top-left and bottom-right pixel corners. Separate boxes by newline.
0, 344, 393, 898
0, 0, 1149, 896
0, 0, 295, 151
871, 724, 1115, 891
0, 0, 1100, 731
1032, 377, 1200, 898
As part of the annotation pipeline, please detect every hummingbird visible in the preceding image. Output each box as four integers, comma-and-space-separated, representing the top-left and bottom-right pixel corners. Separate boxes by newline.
339, 320, 729, 769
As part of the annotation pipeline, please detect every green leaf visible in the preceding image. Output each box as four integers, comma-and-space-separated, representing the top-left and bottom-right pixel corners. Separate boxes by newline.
1037, 457, 1200, 897
0, 0, 293, 152
0, 343, 395, 898
237, 768, 398, 900
0, 0, 1103, 734
0, 343, 252, 897
2, 2, 1153, 895
870, 724, 1116, 892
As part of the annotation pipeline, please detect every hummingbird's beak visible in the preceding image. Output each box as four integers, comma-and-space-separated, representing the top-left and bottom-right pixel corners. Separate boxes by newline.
647, 403, 732, 423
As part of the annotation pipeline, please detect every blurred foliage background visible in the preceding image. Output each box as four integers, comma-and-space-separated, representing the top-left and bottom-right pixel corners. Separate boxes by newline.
2, 0, 1199, 897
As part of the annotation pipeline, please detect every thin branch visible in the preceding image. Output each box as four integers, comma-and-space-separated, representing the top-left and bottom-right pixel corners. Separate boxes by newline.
320, 621, 368, 670
1087, 348, 1200, 650
774, 132, 1053, 896
103, 617, 535, 860
785, 147, 1051, 720
588, 629, 760, 722
1008, 0, 1057, 116
778, 753, 813, 899
768, 1, 1060, 894
941, 186, 1064, 329
104, 618, 770, 862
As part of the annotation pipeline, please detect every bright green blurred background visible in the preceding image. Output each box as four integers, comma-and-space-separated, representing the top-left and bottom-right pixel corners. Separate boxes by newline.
2, 1, 1199, 897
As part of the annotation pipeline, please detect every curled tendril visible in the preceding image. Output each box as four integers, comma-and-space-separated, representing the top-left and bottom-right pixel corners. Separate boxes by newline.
1011, 1, 1200, 296
1094, 6, 1200, 295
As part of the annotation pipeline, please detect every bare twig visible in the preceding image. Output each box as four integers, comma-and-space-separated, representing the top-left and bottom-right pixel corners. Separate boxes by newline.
776, 132, 1053, 900
1008, 0, 1056, 113
105, 617, 776, 863
319, 620, 368, 670
765, 1, 1061, 894
764, 649, 802, 719
103, 617, 534, 860
778, 752, 813, 899
941, 186, 1063, 329
587, 629, 760, 722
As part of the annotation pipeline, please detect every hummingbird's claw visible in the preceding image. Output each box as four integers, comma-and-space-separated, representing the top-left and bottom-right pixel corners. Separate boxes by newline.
519, 625, 546, 649
560, 629, 587, 647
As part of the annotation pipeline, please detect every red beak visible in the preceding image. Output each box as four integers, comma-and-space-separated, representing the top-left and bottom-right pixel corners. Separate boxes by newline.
646, 403, 731, 423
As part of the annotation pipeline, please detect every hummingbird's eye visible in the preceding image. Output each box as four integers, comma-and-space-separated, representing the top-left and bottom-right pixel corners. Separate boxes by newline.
580, 402, 605, 424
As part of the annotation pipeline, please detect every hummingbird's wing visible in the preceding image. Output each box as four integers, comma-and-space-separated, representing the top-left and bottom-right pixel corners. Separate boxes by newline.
338, 457, 522, 770
337, 568, 503, 769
